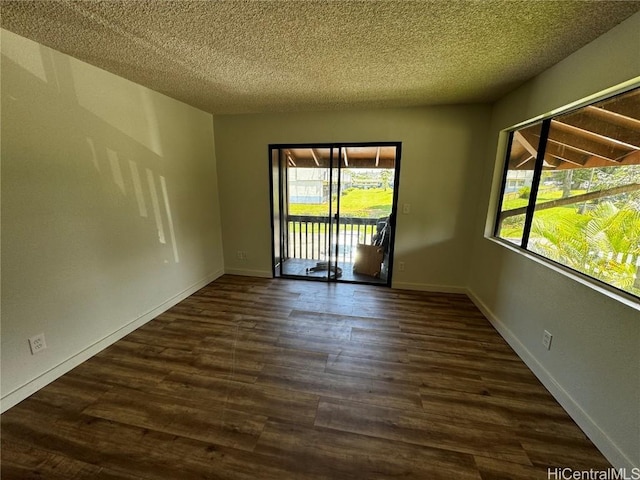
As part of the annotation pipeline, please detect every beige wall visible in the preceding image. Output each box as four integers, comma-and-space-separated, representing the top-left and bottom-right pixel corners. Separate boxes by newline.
468, 13, 640, 469
1, 30, 224, 410
214, 105, 490, 290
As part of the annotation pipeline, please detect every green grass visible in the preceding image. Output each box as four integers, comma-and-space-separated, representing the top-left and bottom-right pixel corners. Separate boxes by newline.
501, 188, 587, 210
289, 188, 393, 218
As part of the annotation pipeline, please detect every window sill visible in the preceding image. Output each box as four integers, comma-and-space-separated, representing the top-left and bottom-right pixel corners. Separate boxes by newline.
485, 235, 640, 313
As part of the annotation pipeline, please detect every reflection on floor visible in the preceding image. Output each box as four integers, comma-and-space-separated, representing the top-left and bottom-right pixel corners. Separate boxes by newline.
280, 258, 387, 285
0, 275, 611, 479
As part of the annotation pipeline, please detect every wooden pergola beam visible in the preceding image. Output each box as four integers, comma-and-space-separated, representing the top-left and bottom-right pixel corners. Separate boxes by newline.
288, 157, 395, 169
514, 154, 534, 168
500, 182, 640, 220
513, 127, 590, 169
503, 89, 639, 173
543, 143, 589, 167
597, 88, 640, 119
584, 105, 640, 131
287, 150, 296, 167
557, 111, 640, 150
514, 130, 538, 158
310, 148, 320, 166
548, 120, 630, 161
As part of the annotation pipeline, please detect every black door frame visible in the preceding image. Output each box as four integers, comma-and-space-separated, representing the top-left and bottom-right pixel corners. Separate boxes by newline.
268, 141, 402, 286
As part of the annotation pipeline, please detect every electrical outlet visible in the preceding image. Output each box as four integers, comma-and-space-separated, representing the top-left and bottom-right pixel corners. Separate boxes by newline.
542, 330, 553, 350
398, 261, 405, 271
29, 333, 47, 355
402, 203, 411, 215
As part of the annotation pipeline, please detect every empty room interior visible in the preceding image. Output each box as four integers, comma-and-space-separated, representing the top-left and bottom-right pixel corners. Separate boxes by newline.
1, 2, 639, 479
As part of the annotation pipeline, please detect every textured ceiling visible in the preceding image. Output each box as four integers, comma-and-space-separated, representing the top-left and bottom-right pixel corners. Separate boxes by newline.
2, 1, 640, 114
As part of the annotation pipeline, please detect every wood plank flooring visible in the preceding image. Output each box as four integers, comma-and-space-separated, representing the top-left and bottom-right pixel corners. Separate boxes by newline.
1, 275, 610, 479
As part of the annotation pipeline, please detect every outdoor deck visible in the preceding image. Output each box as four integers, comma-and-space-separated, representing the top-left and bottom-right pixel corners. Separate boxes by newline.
282, 215, 388, 284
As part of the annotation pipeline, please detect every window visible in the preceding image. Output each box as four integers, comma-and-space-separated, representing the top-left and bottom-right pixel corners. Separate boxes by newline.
495, 87, 640, 299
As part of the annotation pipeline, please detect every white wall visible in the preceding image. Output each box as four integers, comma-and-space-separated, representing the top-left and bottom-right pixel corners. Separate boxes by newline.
214, 105, 490, 290
468, 13, 640, 470
0, 30, 224, 411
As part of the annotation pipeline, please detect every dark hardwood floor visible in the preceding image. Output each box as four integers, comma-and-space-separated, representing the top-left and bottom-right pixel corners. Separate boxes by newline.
1, 275, 610, 479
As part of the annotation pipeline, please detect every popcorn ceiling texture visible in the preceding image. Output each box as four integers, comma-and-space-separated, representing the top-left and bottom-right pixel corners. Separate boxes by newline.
2, 0, 639, 114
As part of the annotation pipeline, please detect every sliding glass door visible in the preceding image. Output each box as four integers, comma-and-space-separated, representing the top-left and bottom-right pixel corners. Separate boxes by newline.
270, 142, 401, 286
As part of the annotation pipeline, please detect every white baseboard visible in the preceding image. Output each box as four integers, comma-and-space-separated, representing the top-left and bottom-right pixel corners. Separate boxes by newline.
392, 281, 467, 294
0, 269, 224, 413
466, 288, 637, 472
224, 268, 273, 278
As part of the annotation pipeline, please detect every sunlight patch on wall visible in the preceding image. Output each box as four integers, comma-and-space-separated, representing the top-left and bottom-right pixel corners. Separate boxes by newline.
68, 55, 164, 158
1, 30, 46, 83
141, 88, 164, 157
146, 168, 166, 244
107, 148, 126, 195
86, 138, 101, 172
128, 160, 148, 218
160, 176, 180, 263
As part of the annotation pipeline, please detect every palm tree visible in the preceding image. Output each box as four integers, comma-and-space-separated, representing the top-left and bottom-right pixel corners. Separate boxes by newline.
529, 202, 640, 295
380, 170, 392, 191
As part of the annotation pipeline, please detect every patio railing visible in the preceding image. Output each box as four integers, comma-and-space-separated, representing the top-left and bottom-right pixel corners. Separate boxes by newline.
287, 215, 379, 264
